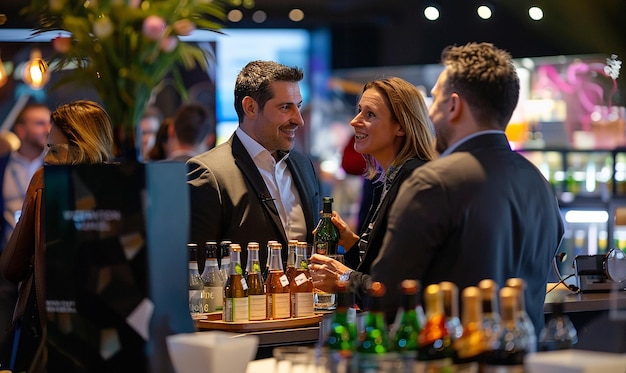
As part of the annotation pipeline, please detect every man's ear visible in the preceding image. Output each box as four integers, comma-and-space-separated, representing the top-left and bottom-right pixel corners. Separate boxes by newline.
449, 92, 462, 121
242, 96, 257, 117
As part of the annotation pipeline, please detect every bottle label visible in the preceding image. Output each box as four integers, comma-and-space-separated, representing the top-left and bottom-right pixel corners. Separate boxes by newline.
189, 290, 203, 313
294, 273, 309, 286
248, 294, 267, 321
240, 277, 248, 291
204, 286, 224, 311
291, 292, 314, 317
268, 293, 290, 319
315, 242, 330, 255
226, 297, 248, 322
279, 274, 289, 287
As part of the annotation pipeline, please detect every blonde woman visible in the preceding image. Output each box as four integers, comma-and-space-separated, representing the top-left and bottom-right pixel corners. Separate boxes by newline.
0, 100, 114, 372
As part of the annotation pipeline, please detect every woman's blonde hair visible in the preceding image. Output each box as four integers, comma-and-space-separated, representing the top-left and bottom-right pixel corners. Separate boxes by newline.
50, 100, 114, 164
360, 77, 438, 179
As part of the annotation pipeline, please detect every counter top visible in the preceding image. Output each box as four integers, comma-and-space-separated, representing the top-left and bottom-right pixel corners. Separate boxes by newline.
544, 283, 626, 313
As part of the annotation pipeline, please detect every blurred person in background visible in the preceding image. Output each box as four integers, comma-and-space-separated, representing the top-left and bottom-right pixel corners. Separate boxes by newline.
0, 100, 114, 372
0, 103, 50, 369
139, 105, 163, 162
309, 77, 438, 308
166, 102, 216, 162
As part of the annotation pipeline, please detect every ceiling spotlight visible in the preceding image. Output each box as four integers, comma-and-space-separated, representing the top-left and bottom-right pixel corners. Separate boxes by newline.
424, 6, 440, 21
252, 10, 267, 23
227, 9, 243, 22
529, 6, 544, 21
477, 5, 493, 20
289, 9, 305, 22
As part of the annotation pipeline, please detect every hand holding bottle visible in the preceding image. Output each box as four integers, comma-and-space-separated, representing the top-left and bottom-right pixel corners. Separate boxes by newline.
308, 253, 351, 293
313, 210, 361, 250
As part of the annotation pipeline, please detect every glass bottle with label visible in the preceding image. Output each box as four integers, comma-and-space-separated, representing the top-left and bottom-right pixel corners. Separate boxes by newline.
417, 283, 453, 371
290, 241, 314, 318
453, 286, 487, 373
505, 278, 536, 353
188, 243, 204, 314
245, 242, 267, 321
223, 243, 248, 322
265, 242, 291, 319
200, 241, 223, 313
314, 197, 339, 310
483, 287, 528, 372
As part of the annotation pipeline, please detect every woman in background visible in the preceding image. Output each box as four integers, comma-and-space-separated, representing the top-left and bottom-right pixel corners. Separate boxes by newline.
309, 77, 437, 307
0, 100, 114, 372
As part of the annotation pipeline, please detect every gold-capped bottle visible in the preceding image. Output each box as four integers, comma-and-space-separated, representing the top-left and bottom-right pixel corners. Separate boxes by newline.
440, 281, 463, 341
478, 279, 502, 348
245, 242, 266, 321
505, 278, 536, 353
289, 241, 314, 317
453, 286, 488, 373
285, 239, 299, 283
417, 284, 453, 371
483, 287, 528, 372
223, 243, 248, 322
265, 242, 291, 319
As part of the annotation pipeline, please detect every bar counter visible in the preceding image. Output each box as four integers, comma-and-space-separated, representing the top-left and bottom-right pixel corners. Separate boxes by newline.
544, 283, 626, 313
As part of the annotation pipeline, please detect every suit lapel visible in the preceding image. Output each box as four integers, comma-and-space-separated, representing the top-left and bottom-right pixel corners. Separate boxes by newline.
231, 134, 285, 240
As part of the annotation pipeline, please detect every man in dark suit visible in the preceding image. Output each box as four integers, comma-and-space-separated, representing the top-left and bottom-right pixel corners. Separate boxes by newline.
371, 43, 564, 343
187, 60, 321, 269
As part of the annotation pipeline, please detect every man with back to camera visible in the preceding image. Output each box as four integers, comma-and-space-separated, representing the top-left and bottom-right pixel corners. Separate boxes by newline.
368, 42, 564, 346
165, 102, 216, 162
0, 102, 51, 367
187, 60, 321, 269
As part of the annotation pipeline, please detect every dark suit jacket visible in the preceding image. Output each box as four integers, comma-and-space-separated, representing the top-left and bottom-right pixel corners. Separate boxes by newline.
0, 154, 10, 250
187, 133, 321, 268
371, 133, 564, 335
344, 158, 428, 306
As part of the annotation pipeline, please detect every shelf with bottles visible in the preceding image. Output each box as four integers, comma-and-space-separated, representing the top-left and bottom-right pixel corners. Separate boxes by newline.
516, 147, 626, 202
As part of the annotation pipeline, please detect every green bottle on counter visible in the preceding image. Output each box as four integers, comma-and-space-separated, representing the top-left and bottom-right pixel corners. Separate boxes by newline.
323, 281, 357, 354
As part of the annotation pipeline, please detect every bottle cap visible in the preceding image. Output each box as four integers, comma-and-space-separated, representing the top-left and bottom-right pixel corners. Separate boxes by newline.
369, 282, 386, 297
401, 279, 419, 295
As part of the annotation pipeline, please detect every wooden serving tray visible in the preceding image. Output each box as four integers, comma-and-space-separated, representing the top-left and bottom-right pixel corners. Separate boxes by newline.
195, 313, 324, 332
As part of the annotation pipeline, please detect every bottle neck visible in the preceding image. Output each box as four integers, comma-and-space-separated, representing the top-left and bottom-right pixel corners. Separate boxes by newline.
268, 248, 284, 271
229, 251, 242, 275
246, 249, 261, 273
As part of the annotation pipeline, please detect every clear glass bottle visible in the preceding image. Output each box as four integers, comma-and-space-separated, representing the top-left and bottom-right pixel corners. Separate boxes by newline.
188, 243, 204, 314
219, 239, 232, 282
200, 241, 223, 313
417, 284, 453, 371
263, 240, 278, 283
223, 243, 248, 322
478, 279, 502, 349
390, 279, 422, 358
505, 278, 536, 353
290, 241, 314, 317
285, 239, 299, 283
245, 242, 266, 321
453, 286, 487, 373
314, 197, 339, 310
265, 242, 291, 319
538, 297, 578, 351
483, 287, 527, 372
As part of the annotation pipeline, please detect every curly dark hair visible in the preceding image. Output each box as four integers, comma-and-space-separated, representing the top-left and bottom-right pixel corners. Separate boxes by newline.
440, 42, 520, 129
234, 60, 304, 123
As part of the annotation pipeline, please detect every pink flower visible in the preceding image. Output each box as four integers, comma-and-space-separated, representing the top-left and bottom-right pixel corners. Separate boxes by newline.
142, 15, 166, 41
52, 34, 72, 53
160, 36, 178, 52
173, 19, 196, 36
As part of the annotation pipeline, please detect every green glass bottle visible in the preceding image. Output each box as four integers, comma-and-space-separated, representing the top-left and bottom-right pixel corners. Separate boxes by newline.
314, 197, 340, 310
357, 282, 389, 354
323, 281, 357, 354
390, 279, 422, 357
314, 197, 339, 256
